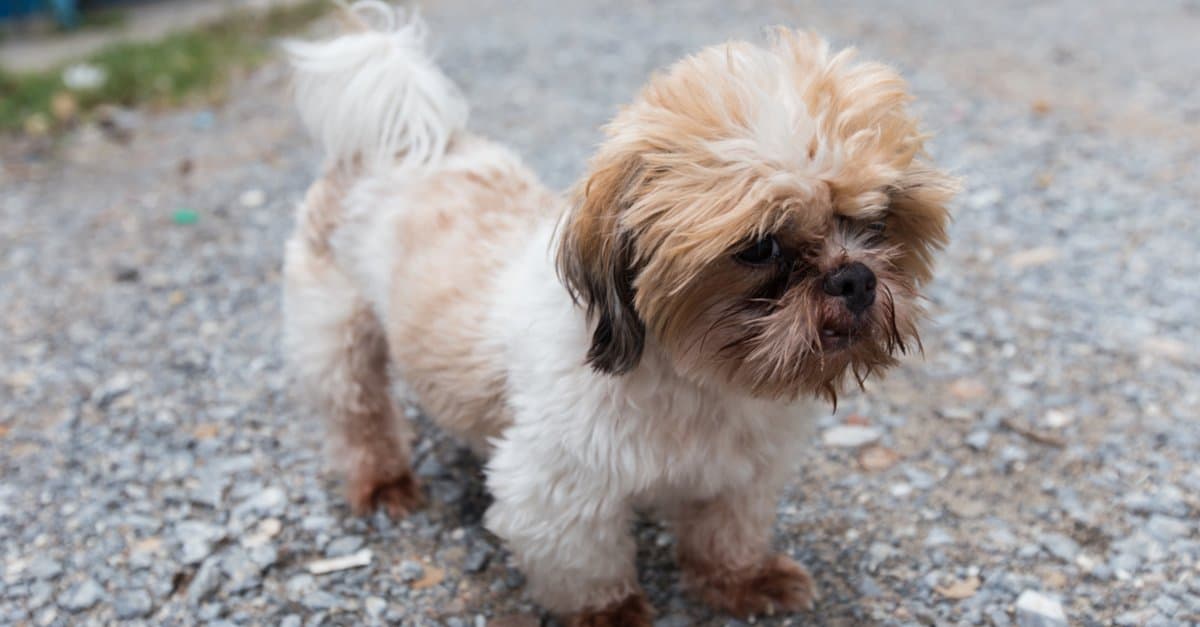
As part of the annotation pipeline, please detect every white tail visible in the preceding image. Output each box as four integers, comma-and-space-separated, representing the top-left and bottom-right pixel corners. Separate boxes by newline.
283, 1, 468, 169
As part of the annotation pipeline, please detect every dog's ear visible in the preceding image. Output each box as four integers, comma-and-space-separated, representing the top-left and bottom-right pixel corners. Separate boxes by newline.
556, 149, 646, 375
887, 163, 959, 284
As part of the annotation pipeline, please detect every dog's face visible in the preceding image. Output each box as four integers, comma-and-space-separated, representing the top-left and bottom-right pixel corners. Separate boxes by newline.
558, 30, 956, 401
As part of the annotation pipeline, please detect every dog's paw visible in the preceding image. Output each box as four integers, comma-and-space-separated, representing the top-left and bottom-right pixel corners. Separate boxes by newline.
690, 554, 818, 618
567, 593, 654, 627
348, 470, 423, 518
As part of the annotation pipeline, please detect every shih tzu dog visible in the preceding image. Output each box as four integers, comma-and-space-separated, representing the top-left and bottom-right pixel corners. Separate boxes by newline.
282, 2, 955, 624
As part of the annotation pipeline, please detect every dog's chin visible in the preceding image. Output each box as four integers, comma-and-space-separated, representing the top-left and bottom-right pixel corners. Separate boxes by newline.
702, 309, 907, 404
817, 318, 861, 353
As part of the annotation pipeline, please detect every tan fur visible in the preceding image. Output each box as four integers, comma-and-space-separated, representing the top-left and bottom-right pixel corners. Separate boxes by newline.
559, 29, 956, 399
380, 139, 559, 453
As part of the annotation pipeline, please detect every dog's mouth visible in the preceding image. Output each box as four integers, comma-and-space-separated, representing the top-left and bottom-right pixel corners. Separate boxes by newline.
819, 319, 861, 351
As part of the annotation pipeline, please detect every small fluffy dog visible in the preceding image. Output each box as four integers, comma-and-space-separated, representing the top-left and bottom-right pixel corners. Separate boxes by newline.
282, 3, 955, 623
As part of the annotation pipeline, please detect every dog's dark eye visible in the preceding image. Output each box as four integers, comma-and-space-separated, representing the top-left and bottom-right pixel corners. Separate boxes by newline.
735, 235, 781, 265
866, 220, 886, 235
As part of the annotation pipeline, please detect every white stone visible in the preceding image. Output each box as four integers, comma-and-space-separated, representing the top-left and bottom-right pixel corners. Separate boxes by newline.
239, 189, 266, 208
821, 425, 882, 448
1015, 590, 1068, 627
306, 549, 373, 575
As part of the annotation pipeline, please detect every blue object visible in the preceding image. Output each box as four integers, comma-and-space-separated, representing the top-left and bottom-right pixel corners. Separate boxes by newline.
0, 0, 79, 28
49, 0, 81, 28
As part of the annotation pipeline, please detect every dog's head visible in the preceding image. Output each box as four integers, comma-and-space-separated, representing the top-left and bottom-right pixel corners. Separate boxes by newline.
557, 30, 956, 401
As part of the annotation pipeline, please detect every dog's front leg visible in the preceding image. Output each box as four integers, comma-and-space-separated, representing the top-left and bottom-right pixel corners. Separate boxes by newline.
484, 435, 652, 626
669, 484, 819, 618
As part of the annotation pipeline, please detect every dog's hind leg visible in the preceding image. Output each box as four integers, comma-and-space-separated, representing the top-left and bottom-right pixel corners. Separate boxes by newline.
282, 182, 421, 518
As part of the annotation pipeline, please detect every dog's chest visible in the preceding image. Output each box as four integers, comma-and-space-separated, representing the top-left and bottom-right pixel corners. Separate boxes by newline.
618, 381, 816, 501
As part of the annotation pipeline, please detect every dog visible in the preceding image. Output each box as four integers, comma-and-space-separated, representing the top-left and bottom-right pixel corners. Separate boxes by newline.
282, 2, 955, 623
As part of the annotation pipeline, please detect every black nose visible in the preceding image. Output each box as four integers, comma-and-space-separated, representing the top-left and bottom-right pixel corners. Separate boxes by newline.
822, 262, 877, 314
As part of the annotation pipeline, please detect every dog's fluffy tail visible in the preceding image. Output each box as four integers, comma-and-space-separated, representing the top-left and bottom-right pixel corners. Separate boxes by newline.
283, 1, 467, 169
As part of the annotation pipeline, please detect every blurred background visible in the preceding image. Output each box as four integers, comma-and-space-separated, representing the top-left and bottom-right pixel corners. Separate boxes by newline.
1, 1, 1197, 625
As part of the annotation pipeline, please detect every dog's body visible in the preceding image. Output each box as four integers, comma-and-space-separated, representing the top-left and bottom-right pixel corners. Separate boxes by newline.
283, 3, 954, 623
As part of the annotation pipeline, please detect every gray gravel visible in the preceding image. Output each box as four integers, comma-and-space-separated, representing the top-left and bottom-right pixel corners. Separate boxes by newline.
2, 1, 1198, 625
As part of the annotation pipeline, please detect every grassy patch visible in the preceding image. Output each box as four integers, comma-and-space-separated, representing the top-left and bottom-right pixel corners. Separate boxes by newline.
0, 0, 329, 133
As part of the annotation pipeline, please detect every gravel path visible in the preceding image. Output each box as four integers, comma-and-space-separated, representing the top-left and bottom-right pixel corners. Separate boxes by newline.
2, 1, 1198, 625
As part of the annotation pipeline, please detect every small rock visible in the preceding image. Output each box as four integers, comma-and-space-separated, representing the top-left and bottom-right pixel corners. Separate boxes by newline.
822, 425, 881, 448
858, 444, 901, 472
904, 467, 937, 490
925, 527, 954, 547
113, 589, 153, 619
233, 487, 287, 520
307, 549, 373, 575
325, 535, 365, 558
398, 560, 424, 582
1042, 410, 1073, 429
463, 543, 493, 573
948, 378, 988, 401
1123, 487, 1189, 517
175, 520, 226, 566
1008, 247, 1061, 270
1000, 445, 1028, 465
248, 543, 278, 570
939, 406, 977, 421
965, 430, 991, 451
285, 574, 317, 601
239, 189, 266, 209
364, 596, 387, 618
113, 265, 141, 283
1015, 590, 1067, 627
1040, 533, 1080, 562
280, 615, 302, 627
935, 575, 980, 600
59, 578, 104, 612
221, 549, 263, 594
1145, 515, 1190, 542
186, 559, 222, 605
27, 557, 63, 581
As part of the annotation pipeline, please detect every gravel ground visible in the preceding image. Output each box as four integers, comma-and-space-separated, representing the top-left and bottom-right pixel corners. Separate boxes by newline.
2, 1, 1198, 625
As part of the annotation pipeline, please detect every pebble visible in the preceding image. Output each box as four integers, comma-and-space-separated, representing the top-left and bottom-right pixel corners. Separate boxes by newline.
59, 578, 104, 612
1145, 515, 1191, 542
175, 520, 226, 565
1039, 533, 1080, 562
220, 549, 263, 593
821, 425, 882, 448
113, 589, 153, 619
965, 430, 991, 451
232, 487, 287, 520
239, 189, 267, 208
399, 560, 424, 582
1015, 590, 1068, 627
325, 535, 365, 558
463, 543, 493, 573
925, 527, 954, 547
186, 559, 222, 605
27, 558, 63, 581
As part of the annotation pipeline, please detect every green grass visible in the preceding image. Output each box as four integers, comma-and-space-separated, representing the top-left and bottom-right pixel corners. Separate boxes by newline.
0, 0, 329, 133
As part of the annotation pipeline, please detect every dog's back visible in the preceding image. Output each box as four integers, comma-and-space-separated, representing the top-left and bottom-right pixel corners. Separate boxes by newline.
280, 2, 553, 507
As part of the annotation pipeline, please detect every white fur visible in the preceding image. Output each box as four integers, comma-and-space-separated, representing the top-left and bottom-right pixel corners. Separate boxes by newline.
283, 1, 467, 169
483, 225, 817, 610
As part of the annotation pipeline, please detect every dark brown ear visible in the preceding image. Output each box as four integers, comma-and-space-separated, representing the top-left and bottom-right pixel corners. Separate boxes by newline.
556, 151, 646, 374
